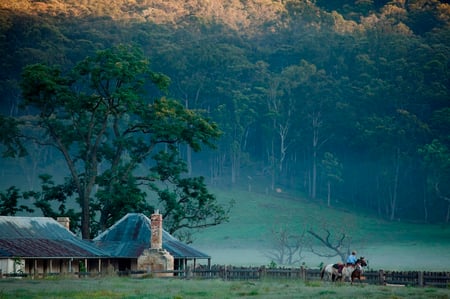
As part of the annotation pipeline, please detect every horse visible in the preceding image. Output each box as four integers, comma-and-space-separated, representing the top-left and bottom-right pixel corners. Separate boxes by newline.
321, 257, 367, 283
341, 257, 367, 283
350, 266, 364, 283
320, 263, 343, 282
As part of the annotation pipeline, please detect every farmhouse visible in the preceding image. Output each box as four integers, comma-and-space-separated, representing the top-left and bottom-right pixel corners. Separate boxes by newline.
0, 213, 210, 277
93, 213, 211, 274
0, 216, 109, 277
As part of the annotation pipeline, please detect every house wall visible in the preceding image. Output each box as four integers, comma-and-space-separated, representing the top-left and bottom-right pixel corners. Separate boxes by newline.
0, 256, 107, 276
0, 258, 24, 274
24, 259, 72, 275
17, 258, 107, 276
108, 258, 141, 272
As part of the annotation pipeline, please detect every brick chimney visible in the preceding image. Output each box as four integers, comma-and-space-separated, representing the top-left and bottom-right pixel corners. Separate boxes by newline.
137, 211, 174, 277
57, 217, 70, 230
150, 210, 162, 249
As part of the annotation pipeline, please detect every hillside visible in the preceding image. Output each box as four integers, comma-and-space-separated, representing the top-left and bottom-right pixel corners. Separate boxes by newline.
0, 0, 450, 249
193, 188, 450, 270
0, 0, 285, 31
4, 0, 448, 34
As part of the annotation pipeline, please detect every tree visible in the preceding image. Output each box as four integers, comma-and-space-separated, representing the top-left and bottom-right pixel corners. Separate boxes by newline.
420, 139, 450, 222
307, 228, 353, 263
0, 115, 26, 158
4, 45, 224, 239
22, 174, 79, 230
0, 186, 33, 216
265, 225, 308, 266
355, 110, 429, 220
148, 146, 231, 241
289, 61, 335, 200
320, 152, 343, 207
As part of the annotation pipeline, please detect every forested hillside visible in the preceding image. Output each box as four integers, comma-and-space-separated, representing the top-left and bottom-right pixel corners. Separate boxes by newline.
1, 0, 449, 227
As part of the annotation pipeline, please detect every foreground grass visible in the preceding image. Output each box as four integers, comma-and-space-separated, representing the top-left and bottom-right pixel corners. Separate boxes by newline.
0, 277, 449, 299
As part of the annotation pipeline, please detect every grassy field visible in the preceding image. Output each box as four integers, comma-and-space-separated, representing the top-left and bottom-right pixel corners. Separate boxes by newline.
192, 188, 450, 270
0, 277, 449, 299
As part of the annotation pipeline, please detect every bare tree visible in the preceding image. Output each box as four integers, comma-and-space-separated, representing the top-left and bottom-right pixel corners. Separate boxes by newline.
265, 225, 308, 266
307, 228, 352, 263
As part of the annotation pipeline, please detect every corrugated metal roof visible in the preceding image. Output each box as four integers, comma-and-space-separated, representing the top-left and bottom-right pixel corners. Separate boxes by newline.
0, 216, 109, 258
94, 213, 210, 259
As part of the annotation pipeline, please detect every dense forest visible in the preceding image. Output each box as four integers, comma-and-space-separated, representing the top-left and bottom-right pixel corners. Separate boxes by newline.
0, 0, 449, 229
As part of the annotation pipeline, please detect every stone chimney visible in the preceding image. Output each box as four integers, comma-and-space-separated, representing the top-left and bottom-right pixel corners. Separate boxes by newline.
137, 211, 174, 277
57, 217, 70, 230
150, 210, 162, 249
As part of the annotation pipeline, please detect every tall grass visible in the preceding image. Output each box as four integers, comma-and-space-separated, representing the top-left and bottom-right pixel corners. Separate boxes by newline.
0, 277, 449, 299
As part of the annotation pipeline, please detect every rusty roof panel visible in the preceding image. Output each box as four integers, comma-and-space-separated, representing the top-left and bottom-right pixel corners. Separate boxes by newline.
0, 239, 99, 258
0, 216, 109, 258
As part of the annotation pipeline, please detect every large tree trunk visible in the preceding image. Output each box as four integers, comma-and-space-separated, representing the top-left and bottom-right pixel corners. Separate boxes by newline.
311, 113, 320, 200
81, 193, 90, 239
423, 181, 428, 222
186, 145, 192, 176
389, 148, 401, 221
327, 180, 331, 207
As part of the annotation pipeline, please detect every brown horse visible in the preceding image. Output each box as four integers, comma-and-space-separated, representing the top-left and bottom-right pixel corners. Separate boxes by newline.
341, 257, 367, 283
321, 257, 367, 283
351, 266, 365, 283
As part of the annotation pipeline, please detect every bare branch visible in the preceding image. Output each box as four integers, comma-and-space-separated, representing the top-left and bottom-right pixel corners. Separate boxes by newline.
307, 228, 350, 262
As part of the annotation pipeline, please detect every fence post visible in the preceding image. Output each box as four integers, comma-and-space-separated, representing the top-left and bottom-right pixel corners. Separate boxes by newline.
378, 270, 385, 285
300, 266, 305, 281
259, 266, 266, 280
418, 271, 424, 287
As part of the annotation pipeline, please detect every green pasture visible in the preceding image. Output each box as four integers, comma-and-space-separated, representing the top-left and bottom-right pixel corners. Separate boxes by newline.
192, 188, 450, 270
194, 188, 450, 246
0, 277, 449, 299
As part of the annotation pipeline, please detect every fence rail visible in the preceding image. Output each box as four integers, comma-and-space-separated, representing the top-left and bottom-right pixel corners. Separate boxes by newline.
191, 266, 450, 288
1, 267, 449, 288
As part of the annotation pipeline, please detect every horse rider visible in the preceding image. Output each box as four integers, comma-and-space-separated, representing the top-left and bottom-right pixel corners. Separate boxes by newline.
346, 251, 357, 267
336, 251, 358, 275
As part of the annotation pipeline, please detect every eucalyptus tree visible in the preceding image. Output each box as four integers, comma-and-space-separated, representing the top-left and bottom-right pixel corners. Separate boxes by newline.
0, 186, 33, 216
215, 86, 258, 186
244, 59, 295, 190
285, 61, 337, 200
335, 12, 430, 219
355, 109, 429, 220
3, 45, 224, 239
159, 22, 258, 187
320, 152, 343, 207
420, 107, 450, 222
420, 139, 450, 222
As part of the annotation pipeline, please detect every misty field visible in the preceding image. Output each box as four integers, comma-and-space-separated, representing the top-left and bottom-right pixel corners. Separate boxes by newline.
193, 189, 450, 271
0, 277, 449, 299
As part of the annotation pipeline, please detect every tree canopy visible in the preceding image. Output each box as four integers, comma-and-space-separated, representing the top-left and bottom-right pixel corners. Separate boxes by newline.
2, 45, 225, 239
0, 0, 449, 227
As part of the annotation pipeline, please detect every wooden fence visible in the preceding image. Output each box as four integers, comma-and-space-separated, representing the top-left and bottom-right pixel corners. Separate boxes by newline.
187, 266, 450, 288
2, 267, 449, 288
